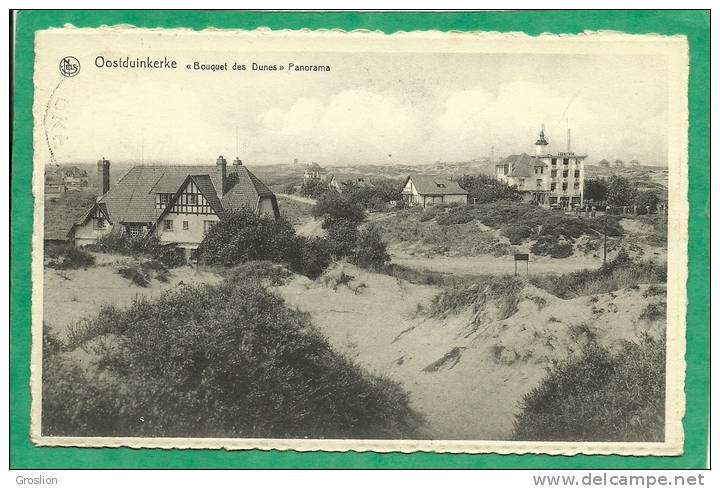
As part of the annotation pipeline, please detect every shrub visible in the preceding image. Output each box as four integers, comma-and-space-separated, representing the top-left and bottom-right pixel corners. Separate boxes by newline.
639, 302, 666, 322
501, 225, 533, 245
325, 220, 359, 258
198, 209, 298, 267
43, 281, 423, 439
300, 178, 328, 198
381, 263, 450, 286
454, 174, 522, 204
282, 183, 297, 195
436, 207, 476, 226
312, 192, 366, 228
424, 275, 525, 323
352, 226, 390, 270
512, 335, 665, 442
87, 233, 185, 268
117, 264, 152, 287
530, 237, 574, 258
45, 246, 96, 270
530, 253, 666, 299
606, 175, 637, 207
222, 260, 293, 286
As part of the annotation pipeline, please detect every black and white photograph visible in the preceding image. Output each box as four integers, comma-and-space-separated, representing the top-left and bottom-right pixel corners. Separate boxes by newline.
31, 28, 688, 454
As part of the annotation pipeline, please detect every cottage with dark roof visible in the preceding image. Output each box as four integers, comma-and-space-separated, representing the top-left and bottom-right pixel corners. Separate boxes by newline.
401, 175, 468, 208
70, 156, 279, 259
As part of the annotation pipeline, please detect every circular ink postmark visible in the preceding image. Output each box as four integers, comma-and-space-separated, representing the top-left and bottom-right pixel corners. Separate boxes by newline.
59, 56, 80, 77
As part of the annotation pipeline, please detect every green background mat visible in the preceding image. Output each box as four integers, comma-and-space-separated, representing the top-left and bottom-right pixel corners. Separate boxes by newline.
10, 10, 710, 469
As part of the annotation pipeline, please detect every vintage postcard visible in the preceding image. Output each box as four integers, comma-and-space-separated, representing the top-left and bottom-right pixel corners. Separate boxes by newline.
31, 27, 688, 455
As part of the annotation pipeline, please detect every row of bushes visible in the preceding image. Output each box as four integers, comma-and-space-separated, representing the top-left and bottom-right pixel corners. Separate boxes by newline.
44, 244, 95, 270
43, 278, 423, 438
85, 233, 186, 268
197, 202, 390, 279
413, 201, 624, 257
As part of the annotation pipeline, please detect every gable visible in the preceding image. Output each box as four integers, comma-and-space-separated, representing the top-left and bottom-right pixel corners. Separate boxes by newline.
406, 175, 468, 196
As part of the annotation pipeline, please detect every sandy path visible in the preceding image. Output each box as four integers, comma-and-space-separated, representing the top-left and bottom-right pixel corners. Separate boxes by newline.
276, 193, 317, 205
389, 252, 603, 276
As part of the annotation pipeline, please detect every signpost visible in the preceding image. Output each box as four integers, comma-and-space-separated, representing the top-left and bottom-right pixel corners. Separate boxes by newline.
514, 253, 529, 275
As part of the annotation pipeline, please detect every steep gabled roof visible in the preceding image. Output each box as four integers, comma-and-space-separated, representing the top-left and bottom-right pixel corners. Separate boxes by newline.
220, 165, 274, 210
405, 175, 468, 196
501, 153, 540, 178
73, 163, 276, 231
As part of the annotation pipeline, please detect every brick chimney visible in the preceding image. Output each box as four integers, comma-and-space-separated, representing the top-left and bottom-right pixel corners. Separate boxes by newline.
97, 157, 110, 195
233, 158, 243, 166
216, 155, 227, 194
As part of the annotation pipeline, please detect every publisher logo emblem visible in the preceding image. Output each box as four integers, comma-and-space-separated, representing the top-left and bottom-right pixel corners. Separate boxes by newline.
59, 56, 80, 77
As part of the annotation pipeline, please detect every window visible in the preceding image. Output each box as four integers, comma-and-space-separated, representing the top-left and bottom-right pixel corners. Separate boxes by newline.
94, 218, 106, 230
187, 194, 197, 205
574, 182, 580, 190
563, 158, 570, 165
551, 169, 557, 178
204, 220, 216, 234
436, 183, 446, 188
551, 158, 557, 165
518, 178, 525, 187
164, 219, 173, 232
158, 193, 172, 208
127, 224, 144, 238
550, 183, 556, 191
536, 179, 542, 187
562, 182, 568, 191
563, 170, 569, 178
574, 170, 580, 178
183, 221, 189, 231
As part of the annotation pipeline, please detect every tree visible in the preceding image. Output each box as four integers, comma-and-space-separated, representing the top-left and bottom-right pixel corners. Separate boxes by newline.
454, 174, 522, 204
583, 178, 608, 203
605, 175, 637, 207
634, 191, 660, 214
197, 209, 298, 266
311, 192, 366, 228
300, 178, 328, 198
352, 226, 390, 269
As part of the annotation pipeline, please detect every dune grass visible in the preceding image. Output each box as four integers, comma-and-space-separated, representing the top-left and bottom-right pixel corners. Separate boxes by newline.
512, 334, 665, 442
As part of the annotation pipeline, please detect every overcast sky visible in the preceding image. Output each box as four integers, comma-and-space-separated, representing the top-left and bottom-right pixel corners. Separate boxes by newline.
40, 46, 669, 167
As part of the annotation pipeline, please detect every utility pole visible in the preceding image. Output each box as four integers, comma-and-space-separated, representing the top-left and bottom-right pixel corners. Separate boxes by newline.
603, 206, 610, 265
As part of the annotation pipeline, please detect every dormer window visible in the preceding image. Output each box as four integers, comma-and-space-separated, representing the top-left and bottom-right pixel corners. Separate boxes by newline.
436, 183, 446, 188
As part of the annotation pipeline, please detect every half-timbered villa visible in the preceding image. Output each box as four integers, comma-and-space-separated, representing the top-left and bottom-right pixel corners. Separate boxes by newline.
70, 156, 280, 259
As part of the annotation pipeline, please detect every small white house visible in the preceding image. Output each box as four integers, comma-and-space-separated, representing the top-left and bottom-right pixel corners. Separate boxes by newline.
401, 175, 468, 208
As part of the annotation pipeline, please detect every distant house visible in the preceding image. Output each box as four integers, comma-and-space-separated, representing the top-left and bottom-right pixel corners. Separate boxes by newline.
328, 174, 374, 193
70, 156, 279, 260
613, 159, 625, 168
44, 164, 90, 195
303, 162, 325, 182
629, 159, 641, 167
44, 166, 66, 195
401, 175, 468, 208
62, 166, 89, 190
597, 159, 611, 168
